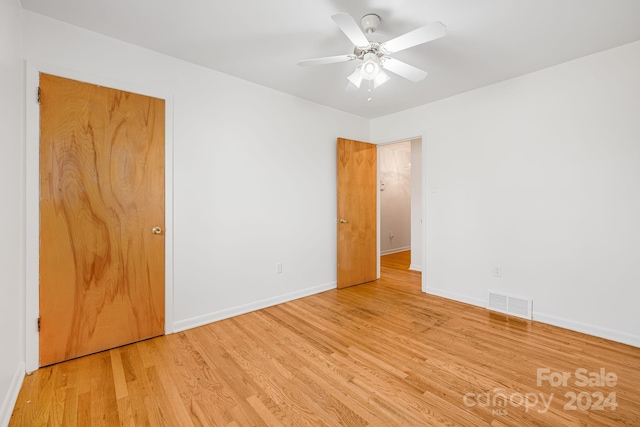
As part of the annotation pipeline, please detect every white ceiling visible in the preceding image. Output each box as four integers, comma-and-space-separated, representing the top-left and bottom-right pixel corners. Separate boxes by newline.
20, 0, 640, 119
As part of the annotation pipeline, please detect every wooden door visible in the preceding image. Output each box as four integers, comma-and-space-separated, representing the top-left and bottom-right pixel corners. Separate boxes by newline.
337, 138, 377, 289
39, 74, 165, 366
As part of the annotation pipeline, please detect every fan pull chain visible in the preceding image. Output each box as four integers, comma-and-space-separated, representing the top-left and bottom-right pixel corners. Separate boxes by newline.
367, 80, 373, 102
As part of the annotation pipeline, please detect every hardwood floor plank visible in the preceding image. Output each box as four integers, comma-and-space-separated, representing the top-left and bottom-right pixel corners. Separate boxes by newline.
76, 392, 91, 427
9, 251, 640, 426
118, 347, 152, 427
246, 395, 284, 426
109, 350, 128, 401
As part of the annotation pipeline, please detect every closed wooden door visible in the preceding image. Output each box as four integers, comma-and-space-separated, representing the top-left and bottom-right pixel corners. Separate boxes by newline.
337, 138, 377, 289
39, 74, 165, 366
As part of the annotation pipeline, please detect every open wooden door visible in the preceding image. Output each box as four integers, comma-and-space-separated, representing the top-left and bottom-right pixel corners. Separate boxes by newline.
337, 138, 377, 289
39, 74, 165, 366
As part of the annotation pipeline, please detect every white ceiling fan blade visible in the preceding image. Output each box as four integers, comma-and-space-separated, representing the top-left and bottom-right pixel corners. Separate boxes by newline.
332, 13, 370, 47
382, 58, 427, 82
383, 21, 446, 53
297, 54, 356, 67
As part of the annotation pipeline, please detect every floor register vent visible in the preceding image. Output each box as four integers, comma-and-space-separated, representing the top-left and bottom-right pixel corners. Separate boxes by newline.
487, 291, 532, 320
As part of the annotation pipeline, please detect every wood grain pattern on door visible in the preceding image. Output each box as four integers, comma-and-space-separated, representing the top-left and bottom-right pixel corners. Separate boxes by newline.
337, 137, 377, 289
39, 73, 165, 366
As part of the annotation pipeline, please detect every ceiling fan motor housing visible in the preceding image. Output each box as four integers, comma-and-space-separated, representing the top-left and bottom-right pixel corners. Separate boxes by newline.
353, 42, 385, 60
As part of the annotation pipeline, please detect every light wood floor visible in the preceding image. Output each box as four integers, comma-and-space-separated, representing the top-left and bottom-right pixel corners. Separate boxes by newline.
10, 251, 640, 426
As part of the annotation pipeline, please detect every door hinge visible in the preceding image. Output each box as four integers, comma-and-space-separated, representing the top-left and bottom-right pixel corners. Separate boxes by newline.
37, 317, 40, 332
37, 87, 41, 104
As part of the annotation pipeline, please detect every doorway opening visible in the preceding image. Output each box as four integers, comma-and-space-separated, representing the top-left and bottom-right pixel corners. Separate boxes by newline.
378, 137, 422, 281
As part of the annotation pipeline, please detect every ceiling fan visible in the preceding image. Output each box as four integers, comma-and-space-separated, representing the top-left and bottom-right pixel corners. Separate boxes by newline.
298, 13, 446, 95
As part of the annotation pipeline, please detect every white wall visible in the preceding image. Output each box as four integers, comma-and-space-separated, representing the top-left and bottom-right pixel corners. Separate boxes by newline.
380, 142, 412, 254
0, 0, 25, 425
22, 11, 369, 350
371, 41, 640, 347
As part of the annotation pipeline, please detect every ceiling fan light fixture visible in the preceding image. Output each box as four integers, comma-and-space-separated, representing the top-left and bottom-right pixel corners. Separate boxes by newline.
373, 69, 390, 88
361, 52, 380, 80
347, 66, 363, 88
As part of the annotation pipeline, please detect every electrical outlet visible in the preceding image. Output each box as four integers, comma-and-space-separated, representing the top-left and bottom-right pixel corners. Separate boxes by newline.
494, 265, 502, 277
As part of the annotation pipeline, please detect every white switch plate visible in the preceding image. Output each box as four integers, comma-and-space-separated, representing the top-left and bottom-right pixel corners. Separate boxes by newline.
276, 262, 283, 274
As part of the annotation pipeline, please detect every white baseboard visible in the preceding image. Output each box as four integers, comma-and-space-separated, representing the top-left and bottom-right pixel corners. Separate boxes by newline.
173, 281, 336, 332
409, 264, 422, 272
380, 246, 411, 256
0, 362, 25, 427
534, 312, 640, 348
423, 286, 485, 308
423, 287, 640, 348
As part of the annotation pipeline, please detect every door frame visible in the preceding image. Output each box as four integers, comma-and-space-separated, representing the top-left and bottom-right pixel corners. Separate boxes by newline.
24, 63, 175, 372
374, 135, 426, 284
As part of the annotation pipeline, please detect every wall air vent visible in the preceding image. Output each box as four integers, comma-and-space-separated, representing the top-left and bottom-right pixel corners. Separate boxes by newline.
488, 292, 508, 312
487, 291, 532, 320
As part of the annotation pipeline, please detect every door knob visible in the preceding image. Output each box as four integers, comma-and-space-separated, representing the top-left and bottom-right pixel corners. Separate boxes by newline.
152, 226, 163, 235
339, 219, 348, 223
